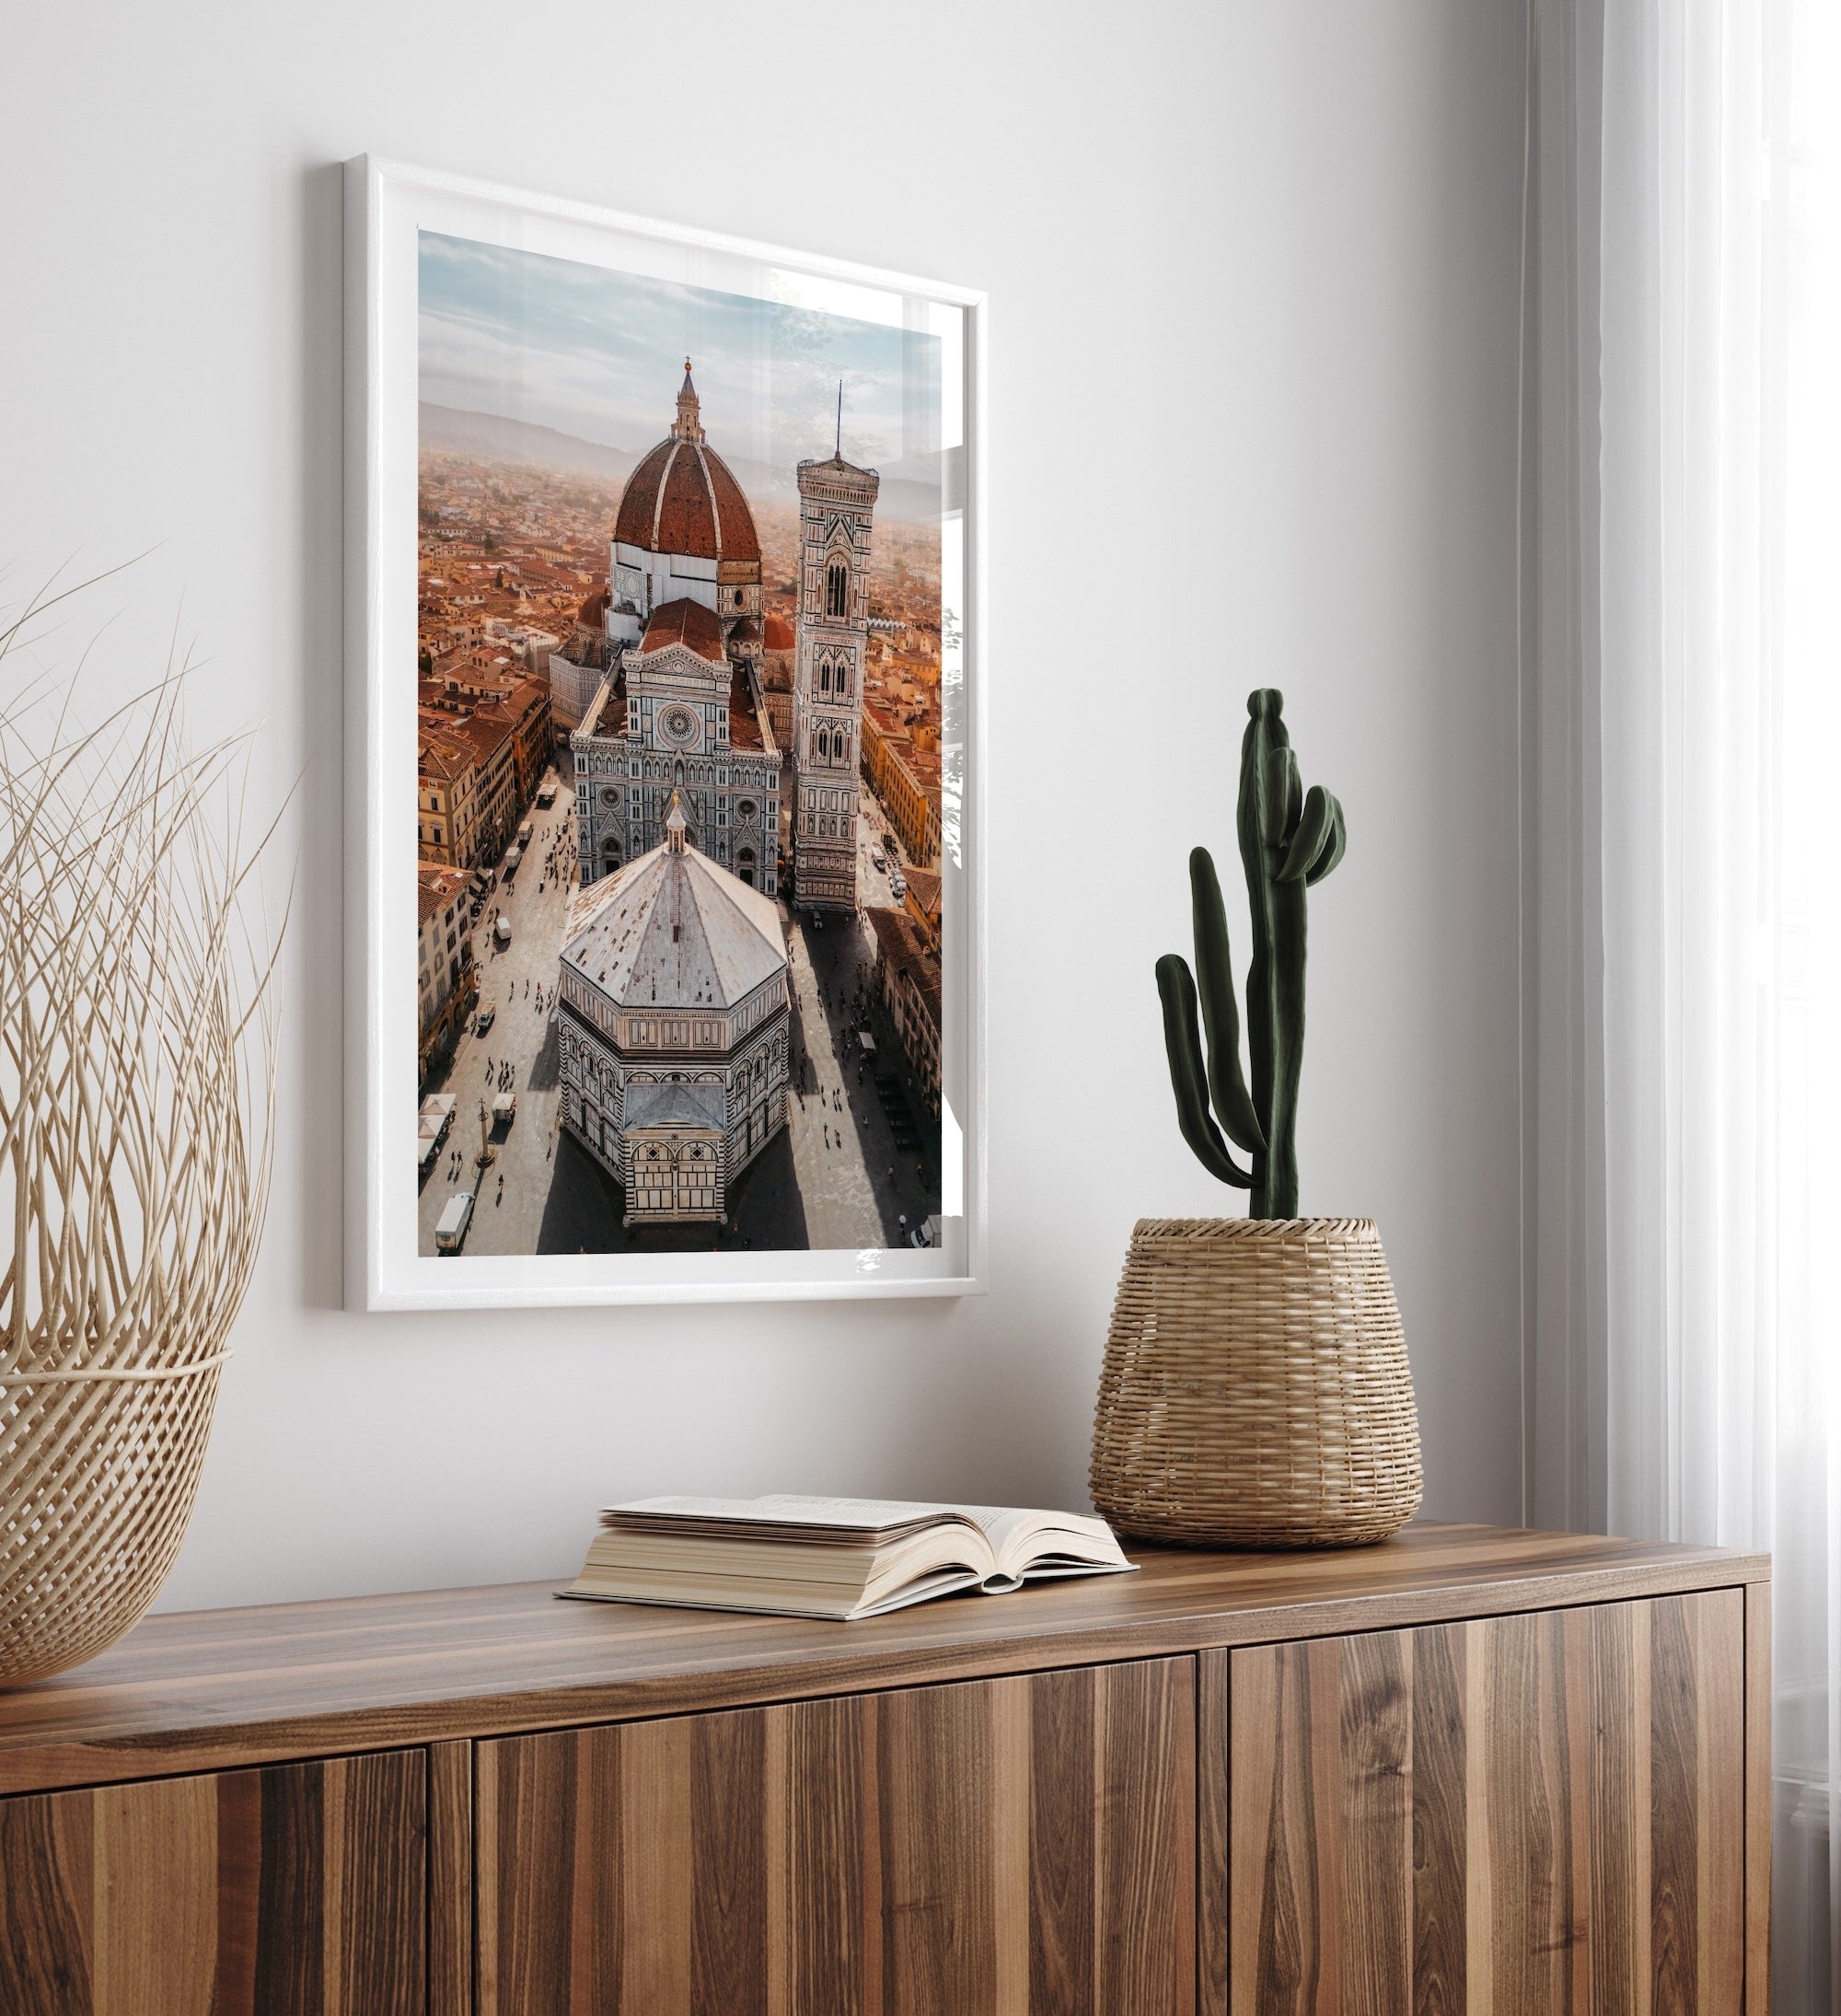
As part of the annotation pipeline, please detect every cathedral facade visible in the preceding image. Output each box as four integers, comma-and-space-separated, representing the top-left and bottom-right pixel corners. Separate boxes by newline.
571, 365, 781, 896
571, 366, 882, 914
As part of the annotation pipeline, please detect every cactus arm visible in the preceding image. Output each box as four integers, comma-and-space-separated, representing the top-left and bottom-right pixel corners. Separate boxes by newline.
1304, 796, 1347, 886
1278, 785, 1335, 883
1188, 847, 1266, 1155
1156, 955, 1255, 1188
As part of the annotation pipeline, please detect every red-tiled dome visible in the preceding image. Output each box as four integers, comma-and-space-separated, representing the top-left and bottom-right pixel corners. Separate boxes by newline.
762, 613, 793, 652
577, 587, 609, 626
614, 438, 760, 564
730, 616, 763, 644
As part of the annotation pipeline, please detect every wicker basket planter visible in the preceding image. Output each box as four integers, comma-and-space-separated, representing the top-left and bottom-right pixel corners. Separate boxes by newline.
1091, 1217, 1421, 1548
0, 1356, 226, 1686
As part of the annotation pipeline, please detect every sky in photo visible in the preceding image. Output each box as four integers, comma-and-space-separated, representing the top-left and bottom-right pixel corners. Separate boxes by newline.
419, 231, 942, 481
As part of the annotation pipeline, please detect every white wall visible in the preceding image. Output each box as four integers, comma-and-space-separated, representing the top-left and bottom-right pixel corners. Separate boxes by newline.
0, 1, 1529, 1611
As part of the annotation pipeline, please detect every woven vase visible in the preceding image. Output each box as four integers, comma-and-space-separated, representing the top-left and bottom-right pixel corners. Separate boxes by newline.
0, 1357, 226, 1686
1091, 1217, 1422, 1548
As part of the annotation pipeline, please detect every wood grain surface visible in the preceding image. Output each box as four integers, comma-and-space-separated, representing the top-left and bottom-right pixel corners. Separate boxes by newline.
1196, 1649, 1231, 2016
0, 1748, 424, 2016
1227, 1592, 1746, 2014
475, 1656, 1196, 2016
428, 1741, 472, 2016
0, 1525, 1765, 1797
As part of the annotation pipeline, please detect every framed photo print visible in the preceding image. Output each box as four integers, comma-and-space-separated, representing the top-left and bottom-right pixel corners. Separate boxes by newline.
343, 157, 985, 1308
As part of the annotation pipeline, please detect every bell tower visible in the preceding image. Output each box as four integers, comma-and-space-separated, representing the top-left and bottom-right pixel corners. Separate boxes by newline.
791, 429, 878, 913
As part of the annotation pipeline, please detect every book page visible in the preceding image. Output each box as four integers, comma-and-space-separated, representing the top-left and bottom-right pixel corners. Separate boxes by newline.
946, 1505, 1132, 1582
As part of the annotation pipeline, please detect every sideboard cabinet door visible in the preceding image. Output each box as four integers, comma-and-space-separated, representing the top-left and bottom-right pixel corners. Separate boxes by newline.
0, 1748, 426, 2016
1224, 1591, 1746, 2015
476, 1654, 1197, 2016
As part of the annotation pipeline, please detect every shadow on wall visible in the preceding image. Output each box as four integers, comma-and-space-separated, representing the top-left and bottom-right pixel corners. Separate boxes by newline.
295, 160, 349, 1314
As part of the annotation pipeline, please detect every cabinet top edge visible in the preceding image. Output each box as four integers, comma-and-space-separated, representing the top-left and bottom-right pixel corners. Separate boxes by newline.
0, 1523, 1767, 1791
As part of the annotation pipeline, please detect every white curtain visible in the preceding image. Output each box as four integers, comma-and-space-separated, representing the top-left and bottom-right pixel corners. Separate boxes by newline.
1529, 0, 1841, 2002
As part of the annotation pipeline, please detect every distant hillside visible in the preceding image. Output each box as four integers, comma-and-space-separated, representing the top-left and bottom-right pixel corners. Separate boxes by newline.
419, 404, 637, 486
420, 403, 943, 525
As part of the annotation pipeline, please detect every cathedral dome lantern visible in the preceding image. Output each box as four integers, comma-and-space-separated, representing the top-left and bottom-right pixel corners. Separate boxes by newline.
671, 359, 706, 444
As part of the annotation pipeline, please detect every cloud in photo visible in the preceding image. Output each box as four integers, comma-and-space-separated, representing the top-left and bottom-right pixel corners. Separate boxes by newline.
418, 232, 941, 482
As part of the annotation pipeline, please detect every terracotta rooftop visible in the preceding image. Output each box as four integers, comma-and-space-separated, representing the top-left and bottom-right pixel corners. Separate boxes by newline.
417, 724, 475, 783
577, 586, 609, 627
614, 436, 761, 565
417, 864, 468, 927
460, 713, 516, 768
640, 597, 725, 665
501, 674, 550, 716
866, 905, 943, 1036
867, 903, 929, 976
763, 612, 793, 652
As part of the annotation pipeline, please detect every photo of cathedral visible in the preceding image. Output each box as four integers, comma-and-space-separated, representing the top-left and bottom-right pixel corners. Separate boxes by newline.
412, 233, 949, 1258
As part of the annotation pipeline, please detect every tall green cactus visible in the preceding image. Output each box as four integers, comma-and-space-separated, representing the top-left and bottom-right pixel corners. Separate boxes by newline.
1156, 689, 1346, 1218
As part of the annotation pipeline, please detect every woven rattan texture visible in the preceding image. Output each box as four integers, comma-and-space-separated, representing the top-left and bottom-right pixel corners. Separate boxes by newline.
1091, 1217, 1423, 1548
0, 1363, 223, 1686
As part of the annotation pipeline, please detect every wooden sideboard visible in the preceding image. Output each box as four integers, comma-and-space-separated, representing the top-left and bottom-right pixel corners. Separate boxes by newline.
0, 1524, 1768, 2014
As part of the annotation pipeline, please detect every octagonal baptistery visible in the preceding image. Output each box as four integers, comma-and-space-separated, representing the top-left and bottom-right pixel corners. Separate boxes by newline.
557, 802, 790, 1226
607, 362, 763, 649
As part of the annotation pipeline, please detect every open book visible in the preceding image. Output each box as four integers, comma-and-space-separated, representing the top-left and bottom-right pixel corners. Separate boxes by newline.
561, 1494, 1137, 1621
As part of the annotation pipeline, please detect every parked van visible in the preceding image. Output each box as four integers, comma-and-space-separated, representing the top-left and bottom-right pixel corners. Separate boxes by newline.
517, 823, 534, 848
492, 1091, 517, 1131
434, 1190, 475, 1253
494, 916, 512, 949
501, 843, 523, 880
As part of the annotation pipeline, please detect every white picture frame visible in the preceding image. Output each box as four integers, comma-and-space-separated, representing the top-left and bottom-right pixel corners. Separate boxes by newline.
343, 156, 987, 1310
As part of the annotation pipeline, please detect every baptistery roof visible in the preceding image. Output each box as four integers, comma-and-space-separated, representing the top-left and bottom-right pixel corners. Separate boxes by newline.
562, 805, 783, 1016
613, 365, 761, 565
